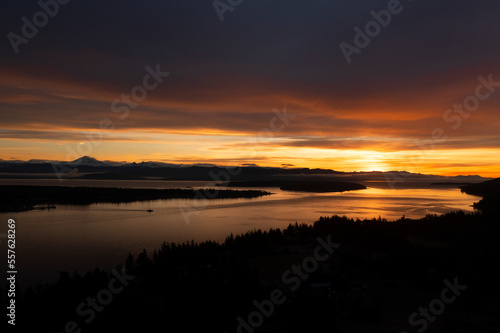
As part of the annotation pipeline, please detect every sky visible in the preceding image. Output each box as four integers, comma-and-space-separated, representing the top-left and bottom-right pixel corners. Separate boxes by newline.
1, 0, 500, 176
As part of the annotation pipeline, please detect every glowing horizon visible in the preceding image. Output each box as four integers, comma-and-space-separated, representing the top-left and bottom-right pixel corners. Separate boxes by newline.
1, 1, 499, 179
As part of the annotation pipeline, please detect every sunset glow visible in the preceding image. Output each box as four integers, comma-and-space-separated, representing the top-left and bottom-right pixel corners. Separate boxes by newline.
1, 0, 499, 177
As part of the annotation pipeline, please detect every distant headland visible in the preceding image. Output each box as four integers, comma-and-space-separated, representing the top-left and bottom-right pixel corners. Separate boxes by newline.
0, 185, 271, 213
221, 180, 366, 193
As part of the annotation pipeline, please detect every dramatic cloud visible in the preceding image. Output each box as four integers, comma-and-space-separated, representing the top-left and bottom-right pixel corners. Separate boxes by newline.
1, 0, 499, 175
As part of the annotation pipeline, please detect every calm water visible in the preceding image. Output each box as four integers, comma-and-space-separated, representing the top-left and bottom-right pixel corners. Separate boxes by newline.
0, 180, 479, 288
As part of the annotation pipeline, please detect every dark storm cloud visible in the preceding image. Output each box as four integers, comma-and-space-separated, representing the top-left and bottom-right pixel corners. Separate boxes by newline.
1, 0, 499, 149
3, 0, 499, 83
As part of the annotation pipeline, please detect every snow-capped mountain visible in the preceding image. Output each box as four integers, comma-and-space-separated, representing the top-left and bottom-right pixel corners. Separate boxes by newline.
69, 156, 108, 167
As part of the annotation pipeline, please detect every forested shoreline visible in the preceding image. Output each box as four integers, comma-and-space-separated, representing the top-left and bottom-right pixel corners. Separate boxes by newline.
0, 185, 271, 212
8, 205, 500, 332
